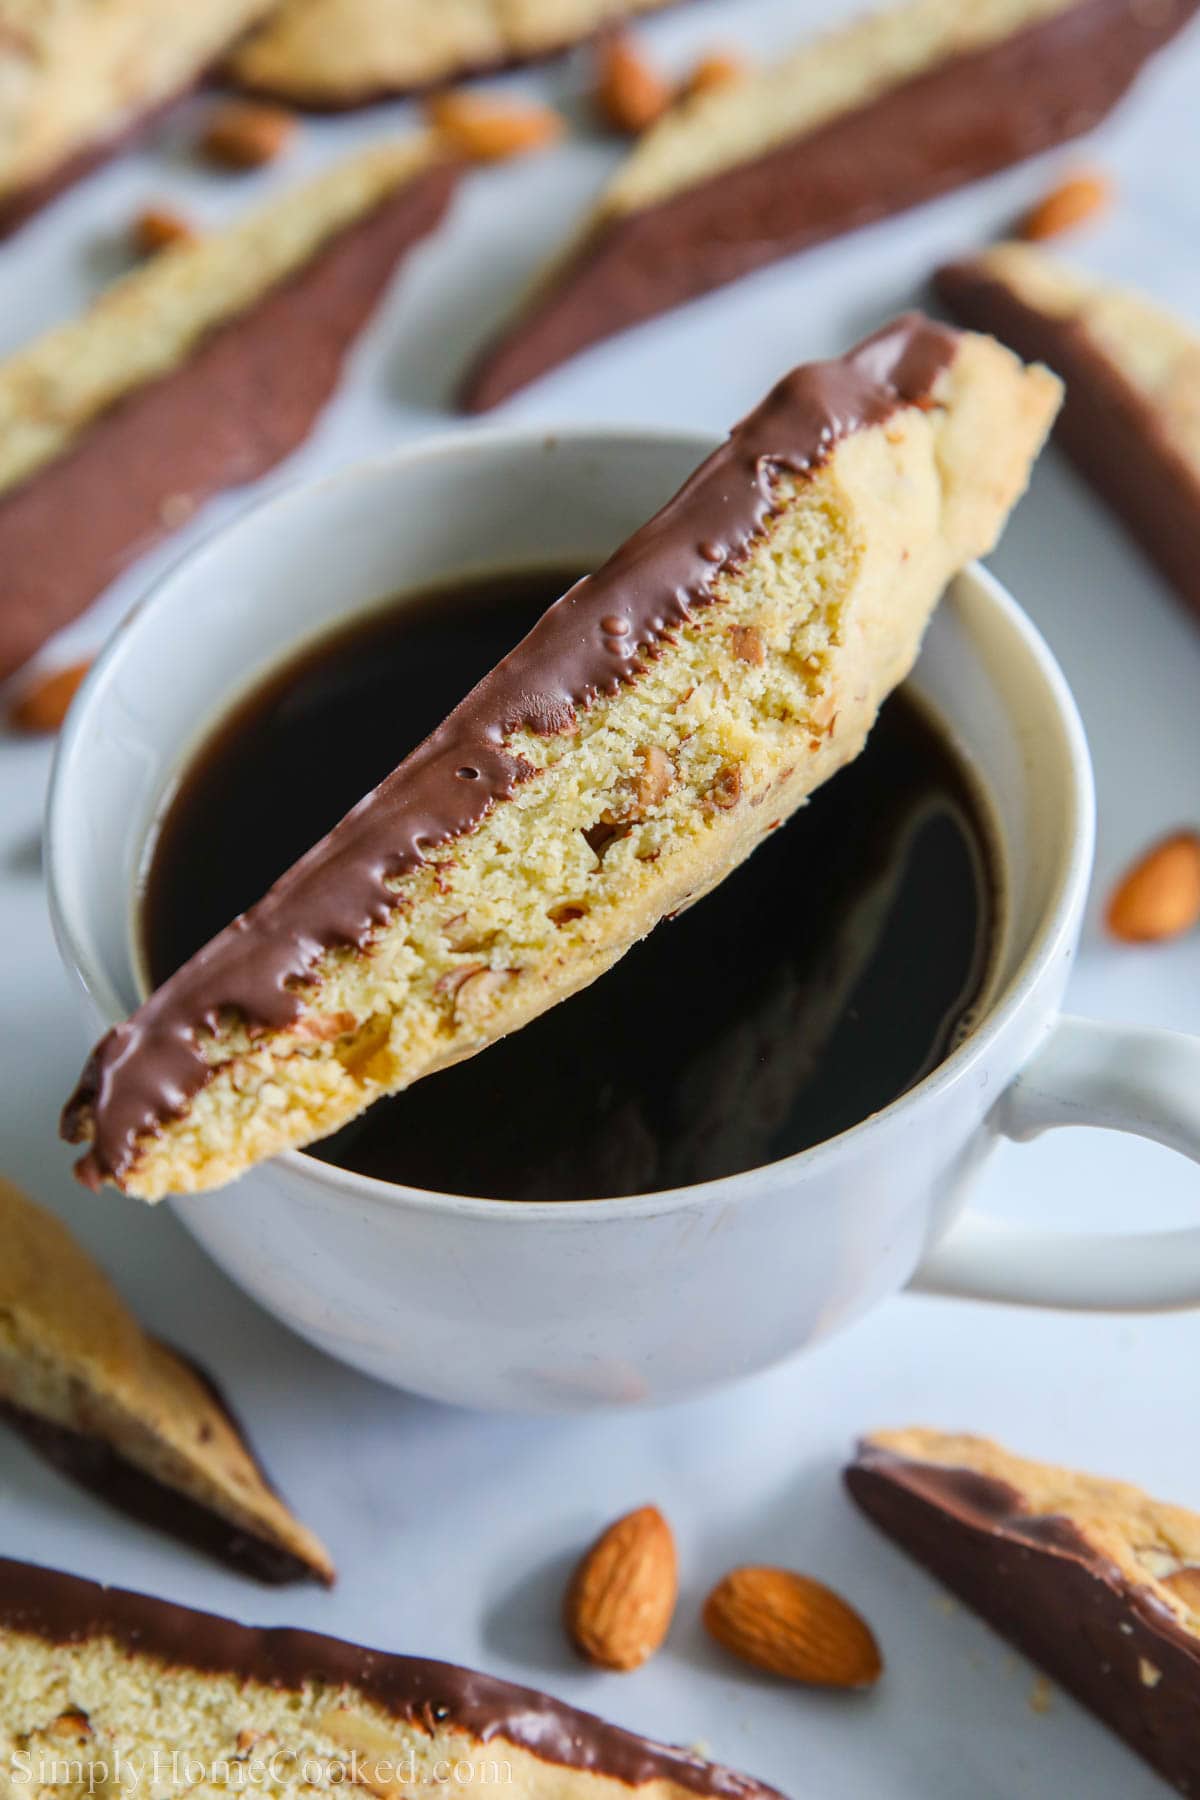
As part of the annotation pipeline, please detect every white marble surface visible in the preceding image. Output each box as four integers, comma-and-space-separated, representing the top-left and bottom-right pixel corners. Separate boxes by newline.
1, 2, 1199, 1794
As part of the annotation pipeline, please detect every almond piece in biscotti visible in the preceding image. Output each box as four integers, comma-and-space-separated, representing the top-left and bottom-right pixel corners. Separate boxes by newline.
462, 0, 1195, 412
61, 317, 1060, 1200
565, 1505, 678, 1671
0, 1172, 333, 1584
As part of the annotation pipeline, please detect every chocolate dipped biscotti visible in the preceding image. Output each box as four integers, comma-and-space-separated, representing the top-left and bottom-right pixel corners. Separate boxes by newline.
63, 315, 1059, 1200
462, 0, 1198, 410
0, 0, 277, 235
0, 1556, 782, 1800
230, 0, 682, 108
939, 243, 1200, 625
0, 137, 457, 685
0, 1174, 333, 1585
847, 1430, 1200, 1796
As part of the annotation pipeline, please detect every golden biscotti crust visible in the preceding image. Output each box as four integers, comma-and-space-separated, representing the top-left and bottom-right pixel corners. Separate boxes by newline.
0, 1174, 334, 1583
64, 324, 1060, 1200
229, 0, 681, 106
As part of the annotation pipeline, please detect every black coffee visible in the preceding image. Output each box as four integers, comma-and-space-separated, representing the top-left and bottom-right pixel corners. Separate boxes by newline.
144, 567, 998, 1200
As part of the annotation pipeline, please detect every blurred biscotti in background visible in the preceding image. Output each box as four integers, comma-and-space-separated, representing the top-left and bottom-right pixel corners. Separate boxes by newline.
0, 136, 458, 683
462, 0, 1199, 409
939, 243, 1200, 626
0, 1172, 334, 1583
229, 0, 683, 106
0, 0, 278, 234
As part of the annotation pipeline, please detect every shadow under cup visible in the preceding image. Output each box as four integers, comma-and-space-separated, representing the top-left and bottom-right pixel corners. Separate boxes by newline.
47, 430, 1089, 1406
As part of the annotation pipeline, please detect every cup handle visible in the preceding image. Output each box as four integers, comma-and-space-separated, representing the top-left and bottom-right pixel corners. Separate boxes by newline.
910, 1014, 1200, 1311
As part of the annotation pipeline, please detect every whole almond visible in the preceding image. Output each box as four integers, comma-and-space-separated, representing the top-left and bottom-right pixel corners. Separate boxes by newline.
7, 660, 91, 733
683, 50, 747, 99
1020, 171, 1111, 240
565, 1504, 677, 1671
427, 92, 564, 161
201, 102, 296, 169
595, 33, 671, 135
1106, 831, 1200, 942
132, 205, 197, 256
703, 1566, 882, 1690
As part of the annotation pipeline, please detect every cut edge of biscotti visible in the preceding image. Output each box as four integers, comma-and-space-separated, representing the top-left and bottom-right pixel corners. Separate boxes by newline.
0, 1174, 333, 1584
1, 1555, 783, 1800
0, 134, 453, 503
228, 0, 681, 106
0, 0, 278, 228
62, 321, 1060, 1201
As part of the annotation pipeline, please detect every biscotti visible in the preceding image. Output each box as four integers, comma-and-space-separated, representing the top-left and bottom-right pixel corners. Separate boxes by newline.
0, 1174, 332, 1584
0, 137, 458, 683
230, 0, 680, 107
0, 0, 277, 234
63, 316, 1060, 1200
938, 242, 1200, 625
0, 1556, 782, 1800
847, 1429, 1200, 1797
462, 0, 1198, 410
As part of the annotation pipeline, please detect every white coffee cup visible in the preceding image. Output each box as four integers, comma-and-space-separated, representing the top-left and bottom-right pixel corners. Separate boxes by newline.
46, 428, 1200, 1412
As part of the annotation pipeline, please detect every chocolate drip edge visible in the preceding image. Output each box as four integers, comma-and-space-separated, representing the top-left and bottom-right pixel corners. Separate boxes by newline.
0, 1555, 780, 1798
62, 313, 960, 1186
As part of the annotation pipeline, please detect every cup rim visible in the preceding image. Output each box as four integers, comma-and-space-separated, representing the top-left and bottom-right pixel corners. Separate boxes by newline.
46, 423, 1095, 1225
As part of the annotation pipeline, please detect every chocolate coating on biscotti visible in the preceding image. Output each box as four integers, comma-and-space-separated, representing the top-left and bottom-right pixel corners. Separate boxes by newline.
0, 1557, 781, 1799
0, 1390, 320, 1586
0, 161, 457, 685
846, 1442, 1200, 1797
61, 313, 958, 1189
937, 256, 1200, 625
462, 0, 1198, 411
